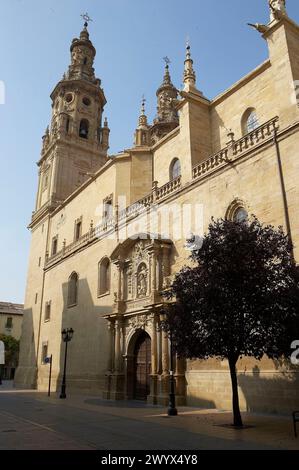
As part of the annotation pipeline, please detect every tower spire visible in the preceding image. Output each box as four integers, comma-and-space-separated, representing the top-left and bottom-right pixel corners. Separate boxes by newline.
183, 41, 197, 92
66, 14, 97, 83
134, 96, 150, 146
138, 96, 148, 128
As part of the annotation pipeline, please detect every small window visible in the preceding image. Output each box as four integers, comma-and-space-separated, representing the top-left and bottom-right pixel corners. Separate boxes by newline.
74, 218, 82, 241
83, 97, 91, 106
35, 293, 38, 304
66, 116, 70, 134
51, 236, 58, 255
103, 195, 113, 220
44, 301, 51, 321
98, 258, 110, 296
79, 119, 89, 139
41, 343, 48, 364
65, 93, 73, 103
242, 108, 259, 135
5, 317, 13, 329
169, 158, 181, 180
83, 57, 88, 65
68, 272, 78, 307
38, 257, 41, 267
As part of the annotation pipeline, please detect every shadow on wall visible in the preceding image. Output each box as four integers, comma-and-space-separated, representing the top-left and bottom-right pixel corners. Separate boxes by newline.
14, 307, 37, 389
55, 276, 113, 394
238, 364, 299, 415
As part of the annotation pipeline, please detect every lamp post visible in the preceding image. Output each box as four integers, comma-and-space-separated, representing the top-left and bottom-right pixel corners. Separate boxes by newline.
168, 329, 178, 416
60, 328, 74, 399
159, 314, 178, 416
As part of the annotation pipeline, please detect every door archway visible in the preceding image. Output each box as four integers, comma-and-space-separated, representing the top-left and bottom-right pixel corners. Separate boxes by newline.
133, 331, 151, 400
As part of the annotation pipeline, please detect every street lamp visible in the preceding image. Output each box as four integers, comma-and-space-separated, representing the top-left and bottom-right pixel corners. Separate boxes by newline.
59, 328, 74, 399
168, 329, 178, 416
159, 314, 178, 416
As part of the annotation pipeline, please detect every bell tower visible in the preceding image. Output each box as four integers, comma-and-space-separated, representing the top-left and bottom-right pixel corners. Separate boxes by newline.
150, 60, 179, 144
35, 19, 109, 213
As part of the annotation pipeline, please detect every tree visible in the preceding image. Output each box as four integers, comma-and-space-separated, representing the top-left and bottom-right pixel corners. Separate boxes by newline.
0, 334, 20, 366
163, 217, 299, 427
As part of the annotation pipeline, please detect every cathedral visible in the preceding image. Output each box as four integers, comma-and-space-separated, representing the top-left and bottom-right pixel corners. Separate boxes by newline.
15, 1, 299, 413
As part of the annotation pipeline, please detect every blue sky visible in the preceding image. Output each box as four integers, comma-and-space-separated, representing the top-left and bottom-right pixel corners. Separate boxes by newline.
0, 0, 298, 303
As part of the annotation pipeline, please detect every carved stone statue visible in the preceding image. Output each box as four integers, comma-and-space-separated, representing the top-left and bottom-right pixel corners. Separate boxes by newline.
137, 264, 147, 298
269, 0, 287, 22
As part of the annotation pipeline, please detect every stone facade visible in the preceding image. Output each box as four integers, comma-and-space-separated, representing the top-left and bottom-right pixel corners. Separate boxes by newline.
15, 5, 299, 413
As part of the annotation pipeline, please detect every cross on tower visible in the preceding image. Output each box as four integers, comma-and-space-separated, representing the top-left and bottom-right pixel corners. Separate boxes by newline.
141, 95, 146, 114
163, 56, 171, 66
81, 12, 93, 28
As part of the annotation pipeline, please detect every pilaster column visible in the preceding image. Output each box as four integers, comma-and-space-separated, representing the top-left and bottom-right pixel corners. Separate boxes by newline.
114, 319, 122, 373
151, 314, 158, 374
107, 320, 115, 372
116, 258, 124, 302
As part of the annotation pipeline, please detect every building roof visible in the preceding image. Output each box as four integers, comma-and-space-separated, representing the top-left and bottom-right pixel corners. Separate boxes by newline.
0, 302, 24, 316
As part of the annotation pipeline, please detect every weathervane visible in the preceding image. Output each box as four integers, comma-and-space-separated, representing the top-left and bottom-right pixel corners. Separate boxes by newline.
163, 56, 171, 66
81, 12, 93, 27
141, 94, 146, 114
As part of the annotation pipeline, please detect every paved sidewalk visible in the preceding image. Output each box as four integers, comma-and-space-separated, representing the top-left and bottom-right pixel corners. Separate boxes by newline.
0, 388, 298, 450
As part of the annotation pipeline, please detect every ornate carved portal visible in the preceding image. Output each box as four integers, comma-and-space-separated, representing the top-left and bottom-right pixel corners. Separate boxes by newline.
102, 235, 186, 404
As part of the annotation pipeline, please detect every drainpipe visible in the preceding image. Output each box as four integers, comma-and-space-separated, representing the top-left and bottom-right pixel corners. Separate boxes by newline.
273, 125, 294, 261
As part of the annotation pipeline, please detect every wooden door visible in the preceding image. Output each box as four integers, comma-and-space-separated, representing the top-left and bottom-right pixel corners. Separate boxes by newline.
134, 333, 151, 400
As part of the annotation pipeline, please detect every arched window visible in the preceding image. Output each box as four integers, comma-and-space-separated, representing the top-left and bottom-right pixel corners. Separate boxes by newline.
242, 108, 259, 135
68, 272, 78, 307
98, 258, 110, 296
169, 158, 181, 180
79, 119, 89, 139
226, 199, 249, 223
233, 207, 248, 223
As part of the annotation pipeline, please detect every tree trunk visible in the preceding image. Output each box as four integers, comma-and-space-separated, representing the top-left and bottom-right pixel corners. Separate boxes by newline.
228, 356, 243, 427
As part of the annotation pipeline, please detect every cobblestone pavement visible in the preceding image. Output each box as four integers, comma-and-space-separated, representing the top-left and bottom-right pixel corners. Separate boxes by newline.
0, 384, 298, 450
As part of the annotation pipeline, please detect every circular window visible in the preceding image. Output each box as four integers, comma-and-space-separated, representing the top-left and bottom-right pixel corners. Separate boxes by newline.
83, 97, 91, 106
234, 207, 248, 223
65, 93, 73, 103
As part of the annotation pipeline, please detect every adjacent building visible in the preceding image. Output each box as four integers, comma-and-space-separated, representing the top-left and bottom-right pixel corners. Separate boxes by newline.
0, 301, 24, 379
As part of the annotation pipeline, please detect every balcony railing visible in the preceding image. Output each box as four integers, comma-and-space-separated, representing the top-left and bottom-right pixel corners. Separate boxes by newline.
233, 117, 278, 156
45, 117, 278, 268
156, 175, 182, 200
192, 116, 278, 180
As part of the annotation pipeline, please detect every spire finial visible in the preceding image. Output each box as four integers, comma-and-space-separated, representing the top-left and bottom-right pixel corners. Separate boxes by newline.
138, 95, 148, 128
141, 95, 146, 115
183, 39, 197, 92
162, 56, 172, 85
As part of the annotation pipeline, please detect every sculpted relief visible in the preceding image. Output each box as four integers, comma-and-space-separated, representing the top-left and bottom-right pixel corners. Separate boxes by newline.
137, 263, 148, 298
269, 0, 287, 21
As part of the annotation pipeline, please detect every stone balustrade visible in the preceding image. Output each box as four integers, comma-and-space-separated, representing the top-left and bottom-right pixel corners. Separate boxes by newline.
192, 116, 278, 180
45, 117, 278, 268
156, 175, 182, 200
